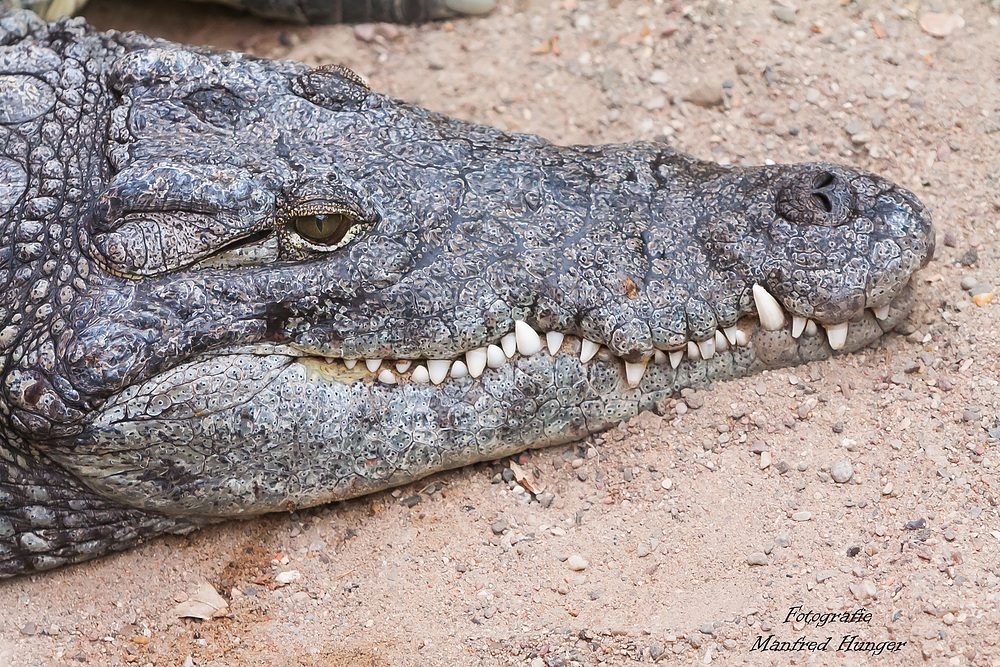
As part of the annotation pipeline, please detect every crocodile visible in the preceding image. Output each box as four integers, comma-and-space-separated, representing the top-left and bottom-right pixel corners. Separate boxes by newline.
0, 8, 934, 579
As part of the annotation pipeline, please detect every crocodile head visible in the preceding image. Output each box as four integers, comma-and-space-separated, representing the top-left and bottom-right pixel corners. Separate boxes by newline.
0, 16, 933, 573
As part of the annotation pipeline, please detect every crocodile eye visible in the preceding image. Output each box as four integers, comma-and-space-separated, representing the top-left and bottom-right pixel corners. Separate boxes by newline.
293, 213, 357, 245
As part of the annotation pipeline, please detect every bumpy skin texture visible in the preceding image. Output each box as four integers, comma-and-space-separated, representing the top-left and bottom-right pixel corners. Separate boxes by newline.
0, 11, 934, 578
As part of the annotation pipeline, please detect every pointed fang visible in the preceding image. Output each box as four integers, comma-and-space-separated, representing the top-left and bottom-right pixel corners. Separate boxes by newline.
500, 332, 517, 358
466, 347, 488, 377
714, 330, 729, 352
580, 339, 601, 363
825, 322, 849, 350
791, 316, 807, 339
486, 344, 506, 368
752, 284, 786, 331
625, 359, 648, 388
546, 331, 564, 355
427, 360, 450, 384
514, 320, 542, 356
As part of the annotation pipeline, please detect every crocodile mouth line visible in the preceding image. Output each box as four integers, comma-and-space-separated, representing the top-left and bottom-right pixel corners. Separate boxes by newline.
229, 282, 907, 390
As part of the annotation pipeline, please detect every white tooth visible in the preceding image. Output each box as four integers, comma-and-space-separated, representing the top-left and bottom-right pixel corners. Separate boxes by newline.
515, 320, 542, 356
653, 350, 668, 365
365, 358, 382, 372
395, 360, 412, 373
714, 330, 729, 352
804, 319, 819, 337
723, 326, 738, 346
427, 359, 450, 384
500, 332, 517, 358
377, 369, 397, 385
343, 359, 358, 370
546, 331, 564, 355
873, 305, 890, 320
450, 360, 469, 379
323, 357, 336, 364
580, 338, 601, 363
697, 337, 715, 360
734, 329, 750, 346
825, 322, 849, 351
669, 350, 684, 368
411, 365, 430, 383
791, 315, 807, 339
486, 344, 507, 368
686, 340, 701, 361
624, 359, 648, 388
752, 284, 786, 331
466, 347, 488, 377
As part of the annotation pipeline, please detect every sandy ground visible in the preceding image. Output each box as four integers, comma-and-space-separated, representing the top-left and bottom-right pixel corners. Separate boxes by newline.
1, 0, 999, 665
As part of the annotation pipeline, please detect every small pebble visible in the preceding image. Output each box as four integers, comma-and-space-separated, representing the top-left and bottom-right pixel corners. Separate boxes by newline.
919, 12, 965, 37
960, 276, 979, 290
490, 519, 508, 535
274, 570, 301, 585
772, 6, 796, 24
661, 478, 673, 490
904, 518, 927, 530
844, 120, 865, 135
567, 554, 589, 571
747, 552, 768, 566
851, 578, 878, 600
972, 292, 995, 307
759, 450, 772, 469
792, 511, 812, 522
831, 460, 854, 484
649, 642, 665, 660
353, 24, 377, 42
685, 83, 724, 108
815, 570, 836, 583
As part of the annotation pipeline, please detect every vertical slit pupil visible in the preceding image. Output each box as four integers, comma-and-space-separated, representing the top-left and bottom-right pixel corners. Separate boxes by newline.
294, 213, 354, 245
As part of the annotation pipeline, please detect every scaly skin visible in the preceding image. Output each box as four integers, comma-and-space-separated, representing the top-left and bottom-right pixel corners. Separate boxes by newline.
0, 11, 934, 578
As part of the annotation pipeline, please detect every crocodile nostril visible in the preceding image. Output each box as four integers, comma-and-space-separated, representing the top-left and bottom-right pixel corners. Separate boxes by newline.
811, 191, 834, 213
776, 168, 853, 227
813, 171, 836, 189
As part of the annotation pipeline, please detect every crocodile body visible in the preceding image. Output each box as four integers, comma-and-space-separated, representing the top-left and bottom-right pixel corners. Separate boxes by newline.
0, 9, 934, 578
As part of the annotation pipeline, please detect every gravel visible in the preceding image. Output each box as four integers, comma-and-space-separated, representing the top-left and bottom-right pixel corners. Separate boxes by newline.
830, 460, 854, 484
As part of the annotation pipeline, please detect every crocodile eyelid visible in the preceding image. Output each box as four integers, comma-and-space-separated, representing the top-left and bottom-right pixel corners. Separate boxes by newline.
308, 64, 370, 92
